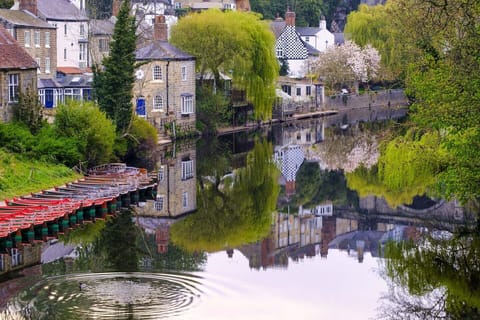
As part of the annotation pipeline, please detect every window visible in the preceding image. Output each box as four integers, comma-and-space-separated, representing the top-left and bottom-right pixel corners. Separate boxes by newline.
154, 195, 164, 211
45, 57, 50, 73
80, 24, 85, 37
153, 95, 164, 111
175, 2, 181, 8
64, 88, 81, 101
11, 248, 22, 267
33, 30, 41, 47
181, 94, 194, 115
98, 38, 109, 52
276, 46, 283, 58
79, 43, 87, 62
182, 192, 188, 208
45, 31, 50, 48
306, 86, 311, 96
24, 30, 30, 47
64, 48, 67, 60
296, 87, 301, 96
181, 159, 194, 180
153, 65, 162, 80
64, 24, 67, 36
305, 36, 310, 43
8, 74, 19, 103
35, 57, 41, 73
158, 166, 165, 182
181, 66, 187, 81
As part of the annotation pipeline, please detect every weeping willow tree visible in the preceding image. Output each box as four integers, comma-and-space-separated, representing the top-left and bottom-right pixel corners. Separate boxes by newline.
381, 227, 480, 319
346, 129, 444, 207
170, 139, 280, 252
171, 9, 278, 120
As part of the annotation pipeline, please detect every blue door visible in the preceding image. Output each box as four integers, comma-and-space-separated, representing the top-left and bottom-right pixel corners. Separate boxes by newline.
45, 89, 54, 108
136, 97, 146, 116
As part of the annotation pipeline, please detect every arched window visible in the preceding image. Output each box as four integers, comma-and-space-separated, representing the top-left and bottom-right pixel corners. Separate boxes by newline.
153, 65, 162, 80
153, 95, 164, 110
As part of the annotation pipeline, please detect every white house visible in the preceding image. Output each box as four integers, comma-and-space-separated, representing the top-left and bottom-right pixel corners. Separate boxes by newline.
271, 9, 320, 78
36, 0, 90, 70
296, 16, 335, 53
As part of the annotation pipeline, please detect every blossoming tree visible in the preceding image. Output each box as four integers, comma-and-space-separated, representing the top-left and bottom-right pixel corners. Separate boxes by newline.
309, 40, 381, 94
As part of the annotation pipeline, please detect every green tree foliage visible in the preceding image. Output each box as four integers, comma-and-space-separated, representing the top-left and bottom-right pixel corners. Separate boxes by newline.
195, 86, 231, 134
171, 9, 278, 120
12, 88, 44, 134
344, 3, 403, 80
123, 116, 158, 169
0, 0, 13, 9
170, 140, 280, 252
382, 228, 480, 319
54, 101, 116, 168
93, 0, 137, 133
86, 0, 112, 19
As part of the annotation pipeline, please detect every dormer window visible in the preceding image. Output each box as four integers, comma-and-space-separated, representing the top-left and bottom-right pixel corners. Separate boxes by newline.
153, 65, 162, 80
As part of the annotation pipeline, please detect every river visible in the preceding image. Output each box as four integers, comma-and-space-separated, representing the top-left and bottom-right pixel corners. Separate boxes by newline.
1, 107, 478, 320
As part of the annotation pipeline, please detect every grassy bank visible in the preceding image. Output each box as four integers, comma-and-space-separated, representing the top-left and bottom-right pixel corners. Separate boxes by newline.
0, 150, 82, 201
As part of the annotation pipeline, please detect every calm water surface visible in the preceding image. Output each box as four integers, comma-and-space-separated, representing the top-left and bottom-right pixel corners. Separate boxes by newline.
1, 108, 478, 320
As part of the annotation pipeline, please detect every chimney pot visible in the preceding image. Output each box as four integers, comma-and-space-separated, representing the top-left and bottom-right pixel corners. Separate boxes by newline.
19, 0, 37, 16
154, 15, 168, 41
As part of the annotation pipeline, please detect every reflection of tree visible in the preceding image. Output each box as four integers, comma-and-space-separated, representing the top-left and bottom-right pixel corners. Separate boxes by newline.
292, 162, 358, 208
196, 137, 232, 184
171, 140, 280, 252
96, 210, 139, 272
379, 226, 480, 319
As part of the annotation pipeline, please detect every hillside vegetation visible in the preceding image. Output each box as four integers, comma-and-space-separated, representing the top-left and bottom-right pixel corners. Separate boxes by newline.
0, 150, 81, 201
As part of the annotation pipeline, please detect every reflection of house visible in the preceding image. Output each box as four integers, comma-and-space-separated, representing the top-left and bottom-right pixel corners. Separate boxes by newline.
139, 142, 197, 217
299, 202, 333, 217
0, 24, 38, 121
274, 144, 304, 197
134, 15, 196, 135
273, 120, 325, 146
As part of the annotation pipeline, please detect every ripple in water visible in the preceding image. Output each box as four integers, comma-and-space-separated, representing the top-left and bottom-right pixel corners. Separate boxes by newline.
2, 272, 204, 320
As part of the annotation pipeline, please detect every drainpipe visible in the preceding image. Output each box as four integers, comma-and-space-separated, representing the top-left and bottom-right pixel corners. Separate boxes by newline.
165, 59, 170, 114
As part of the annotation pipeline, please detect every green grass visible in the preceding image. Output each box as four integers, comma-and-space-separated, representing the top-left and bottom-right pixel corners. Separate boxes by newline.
0, 150, 82, 201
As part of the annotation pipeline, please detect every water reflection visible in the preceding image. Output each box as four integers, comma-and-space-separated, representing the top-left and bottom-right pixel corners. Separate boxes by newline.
380, 225, 480, 319
2, 109, 478, 320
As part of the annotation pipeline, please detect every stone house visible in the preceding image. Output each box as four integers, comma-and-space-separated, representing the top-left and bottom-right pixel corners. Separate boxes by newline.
0, 9, 57, 78
88, 17, 114, 67
134, 15, 196, 136
0, 24, 38, 122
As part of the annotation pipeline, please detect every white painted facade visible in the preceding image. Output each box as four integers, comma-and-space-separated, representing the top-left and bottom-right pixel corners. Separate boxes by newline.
49, 20, 89, 69
299, 19, 335, 53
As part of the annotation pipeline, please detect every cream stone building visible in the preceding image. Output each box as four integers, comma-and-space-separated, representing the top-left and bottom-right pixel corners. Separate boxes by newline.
134, 15, 196, 136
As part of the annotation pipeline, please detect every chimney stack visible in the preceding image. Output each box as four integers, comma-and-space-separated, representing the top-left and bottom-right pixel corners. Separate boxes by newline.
154, 15, 168, 41
19, 0, 37, 16
285, 8, 295, 26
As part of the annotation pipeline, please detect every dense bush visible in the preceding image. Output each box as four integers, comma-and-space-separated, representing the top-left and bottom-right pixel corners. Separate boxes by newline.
123, 116, 158, 169
54, 101, 116, 168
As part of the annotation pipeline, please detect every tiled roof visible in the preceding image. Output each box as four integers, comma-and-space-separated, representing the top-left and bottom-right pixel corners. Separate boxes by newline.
37, 0, 88, 21
0, 24, 38, 69
56, 73, 93, 87
132, 0, 170, 3
90, 18, 114, 36
136, 41, 194, 61
38, 78, 62, 88
296, 27, 320, 37
0, 9, 55, 29
305, 42, 320, 55
270, 18, 286, 39
57, 66, 86, 74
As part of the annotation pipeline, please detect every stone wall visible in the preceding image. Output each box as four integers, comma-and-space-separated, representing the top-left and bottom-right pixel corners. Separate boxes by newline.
325, 89, 408, 110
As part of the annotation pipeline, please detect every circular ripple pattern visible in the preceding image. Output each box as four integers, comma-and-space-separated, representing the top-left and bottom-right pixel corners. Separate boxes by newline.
4, 272, 204, 320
